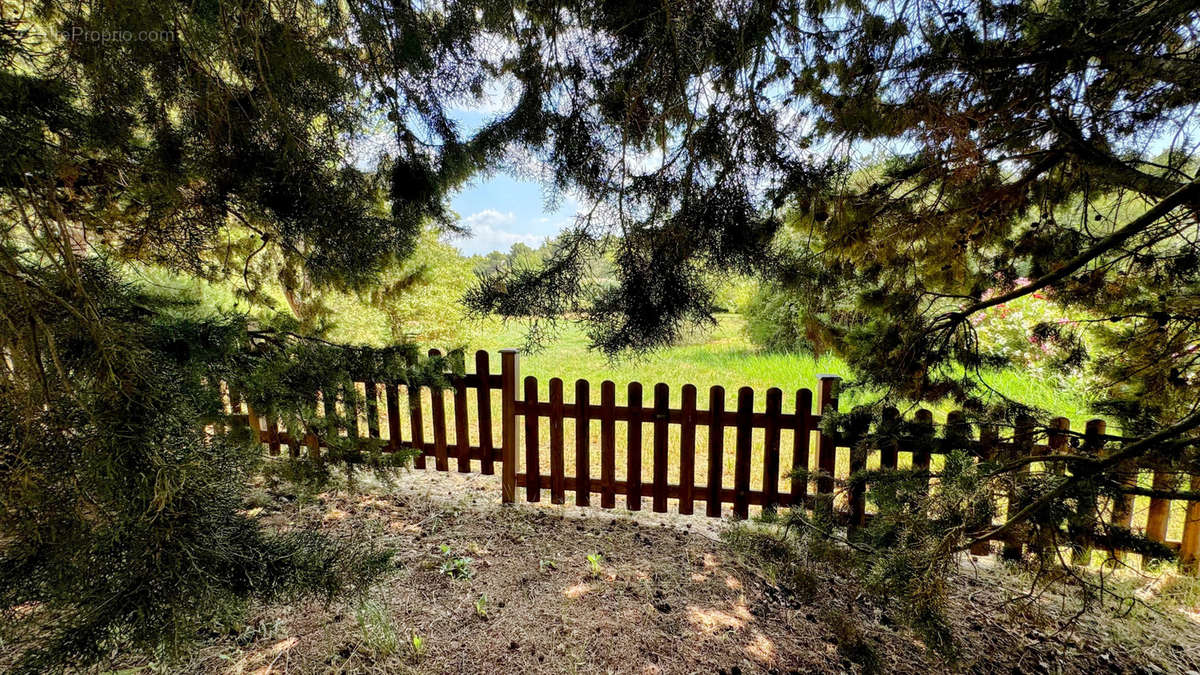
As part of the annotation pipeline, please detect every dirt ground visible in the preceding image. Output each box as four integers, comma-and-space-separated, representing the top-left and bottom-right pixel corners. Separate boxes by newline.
175, 469, 1200, 674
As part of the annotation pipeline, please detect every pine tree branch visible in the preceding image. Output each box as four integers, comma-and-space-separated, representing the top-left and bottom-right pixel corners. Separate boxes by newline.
1110, 484, 1200, 501
965, 408, 1200, 549
948, 177, 1200, 321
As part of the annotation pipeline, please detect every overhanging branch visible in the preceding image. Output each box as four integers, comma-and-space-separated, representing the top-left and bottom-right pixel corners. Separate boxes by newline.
951, 177, 1200, 320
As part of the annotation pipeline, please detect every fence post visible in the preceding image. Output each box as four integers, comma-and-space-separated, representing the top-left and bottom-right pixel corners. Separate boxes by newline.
816, 375, 840, 522
969, 422, 999, 556
500, 349, 520, 504
1108, 452, 1137, 561
243, 398, 261, 445
1003, 415, 1035, 561
1144, 470, 1174, 568
1180, 474, 1200, 575
1071, 419, 1104, 566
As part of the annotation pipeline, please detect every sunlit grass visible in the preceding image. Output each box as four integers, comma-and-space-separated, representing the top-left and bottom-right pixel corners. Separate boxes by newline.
465, 313, 1097, 423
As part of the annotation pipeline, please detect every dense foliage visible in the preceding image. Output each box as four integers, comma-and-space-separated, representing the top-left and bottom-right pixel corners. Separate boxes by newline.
456, 0, 1200, 653
4, 0, 1199, 666
0, 0, 497, 668
0, 260, 404, 670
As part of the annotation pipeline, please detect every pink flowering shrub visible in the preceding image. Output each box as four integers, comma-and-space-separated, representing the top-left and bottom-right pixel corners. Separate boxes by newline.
969, 279, 1088, 384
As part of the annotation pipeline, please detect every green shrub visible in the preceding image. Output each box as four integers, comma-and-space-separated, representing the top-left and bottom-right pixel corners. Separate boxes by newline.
743, 283, 813, 352
710, 274, 757, 313
968, 284, 1091, 389
0, 260, 398, 672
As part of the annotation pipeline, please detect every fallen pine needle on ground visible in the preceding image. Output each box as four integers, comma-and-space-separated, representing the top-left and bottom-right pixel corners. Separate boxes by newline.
157, 469, 1200, 674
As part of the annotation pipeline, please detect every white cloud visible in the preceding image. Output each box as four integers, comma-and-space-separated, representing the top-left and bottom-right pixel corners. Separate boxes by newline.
463, 209, 518, 228
455, 210, 542, 255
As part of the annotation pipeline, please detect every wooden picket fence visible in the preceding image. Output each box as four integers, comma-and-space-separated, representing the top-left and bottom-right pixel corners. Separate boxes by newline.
230, 348, 1200, 570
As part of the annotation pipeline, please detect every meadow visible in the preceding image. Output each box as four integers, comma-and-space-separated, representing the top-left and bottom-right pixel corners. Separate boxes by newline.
132, 258, 1097, 422
467, 313, 1098, 423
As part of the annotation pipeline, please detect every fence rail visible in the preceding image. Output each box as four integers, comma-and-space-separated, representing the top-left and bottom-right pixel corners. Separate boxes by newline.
228, 348, 1200, 571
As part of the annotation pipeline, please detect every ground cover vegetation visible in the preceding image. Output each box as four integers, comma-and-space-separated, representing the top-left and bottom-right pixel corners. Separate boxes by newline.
2, 0, 1198, 670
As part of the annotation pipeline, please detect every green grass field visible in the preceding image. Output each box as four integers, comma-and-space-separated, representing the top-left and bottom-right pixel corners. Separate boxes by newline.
133, 262, 1096, 422
465, 313, 1098, 424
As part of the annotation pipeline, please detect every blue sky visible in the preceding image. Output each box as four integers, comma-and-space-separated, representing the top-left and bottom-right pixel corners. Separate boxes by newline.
441, 108, 579, 257
447, 172, 577, 256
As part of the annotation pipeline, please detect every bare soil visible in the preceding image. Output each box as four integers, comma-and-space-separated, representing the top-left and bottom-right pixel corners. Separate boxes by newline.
177, 469, 1199, 674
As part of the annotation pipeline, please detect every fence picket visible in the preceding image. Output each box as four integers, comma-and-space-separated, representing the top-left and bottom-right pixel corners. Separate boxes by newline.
879, 406, 900, 470
652, 383, 670, 513
431, 388, 449, 472
679, 384, 698, 515
245, 401, 261, 445
1071, 419, 1104, 565
385, 383, 402, 452
549, 378, 566, 504
476, 351, 495, 475
970, 422, 999, 556
575, 380, 591, 506
365, 381, 380, 439
267, 415, 281, 456
816, 376, 840, 519
1108, 454, 1137, 560
600, 381, 617, 508
1003, 415, 1036, 561
733, 387, 754, 519
1047, 417, 1068, 476
627, 382, 644, 511
450, 377, 468, 472
913, 409, 933, 487
347, 381, 363, 438
707, 386, 726, 518
1145, 471, 1173, 550
286, 425, 301, 457
849, 403, 883, 535
409, 385, 427, 470
428, 350, 449, 471
791, 389, 813, 507
762, 388, 782, 516
1180, 474, 1200, 575
524, 375, 541, 502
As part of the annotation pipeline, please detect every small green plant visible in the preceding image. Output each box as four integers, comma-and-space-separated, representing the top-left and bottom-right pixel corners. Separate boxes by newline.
232, 617, 286, 646
355, 599, 399, 657
408, 633, 426, 662
438, 544, 475, 580
474, 594, 488, 618
586, 553, 603, 578
539, 558, 559, 572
